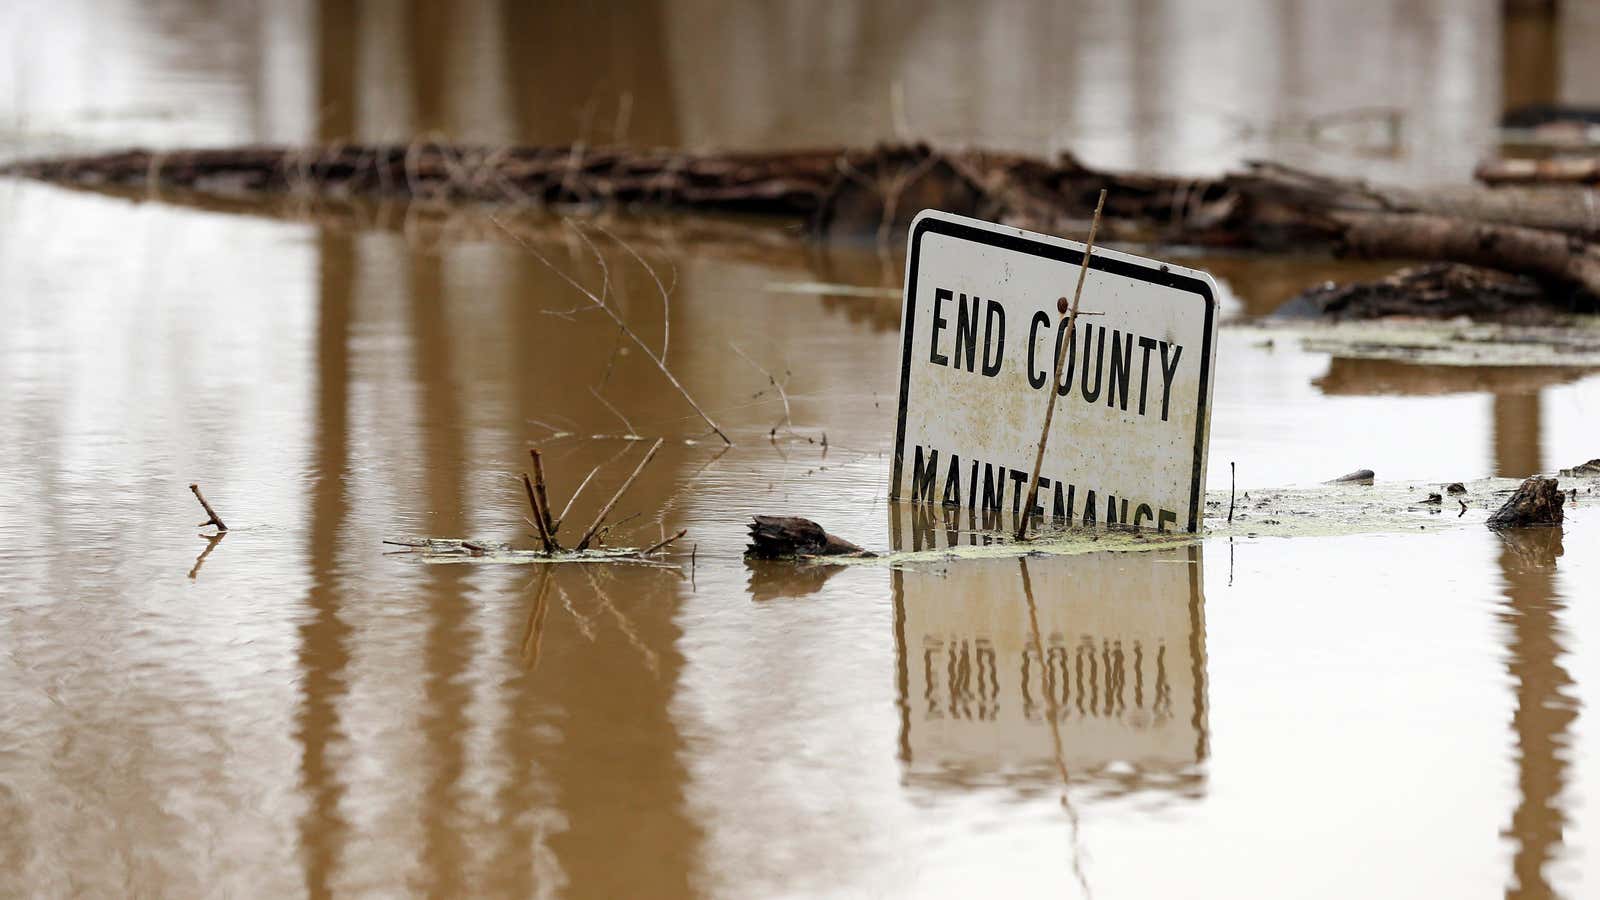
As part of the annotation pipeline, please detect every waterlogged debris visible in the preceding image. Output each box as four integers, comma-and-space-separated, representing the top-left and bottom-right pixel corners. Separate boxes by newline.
1240, 318, 1600, 368
189, 483, 228, 532
1487, 477, 1566, 529
383, 539, 674, 566
835, 471, 1600, 569
387, 441, 688, 566
744, 516, 872, 560
1561, 458, 1600, 477
1446, 482, 1468, 494
1277, 263, 1584, 324
1327, 469, 1376, 485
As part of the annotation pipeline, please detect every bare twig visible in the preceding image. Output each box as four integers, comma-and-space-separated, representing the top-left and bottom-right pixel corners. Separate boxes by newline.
490, 215, 731, 444
522, 473, 559, 553
597, 222, 673, 362
1228, 462, 1236, 524
529, 449, 557, 536
730, 342, 801, 440
557, 443, 634, 528
640, 529, 688, 556
1017, 189, 1107, 540
589, 385, 640, 439
576, 437, 664, 551
597, 322, 628, 388
190, 483, 229, 532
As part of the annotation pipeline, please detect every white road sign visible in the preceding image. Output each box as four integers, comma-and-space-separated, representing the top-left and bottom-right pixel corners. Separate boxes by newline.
891, 210, 1219, 533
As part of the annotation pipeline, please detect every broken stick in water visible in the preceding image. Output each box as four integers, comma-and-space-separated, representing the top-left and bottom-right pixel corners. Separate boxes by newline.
529, 449, 557, 533
1017, 188, 1107, 540
641, 529, 688, 557
190, 483, 228, 532
522, 472, 558, 553
1228, 462, 1237, 525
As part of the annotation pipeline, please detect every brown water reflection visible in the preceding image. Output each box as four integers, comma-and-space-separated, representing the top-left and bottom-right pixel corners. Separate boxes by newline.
888, 509, 1208, 801
4, 171, 1600, 896
1497, 527, 1575, 899
6, 2, 1600, 897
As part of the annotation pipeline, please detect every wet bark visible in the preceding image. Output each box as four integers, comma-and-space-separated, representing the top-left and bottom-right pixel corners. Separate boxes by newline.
1487, 477, 1566, 529
1334, 213, 1600, 300
744, 516, 869, 559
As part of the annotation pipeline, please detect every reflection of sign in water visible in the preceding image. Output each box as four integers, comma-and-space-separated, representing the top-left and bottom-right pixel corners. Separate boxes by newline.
891, 210, 1218, 532
892, 506, 1208, 789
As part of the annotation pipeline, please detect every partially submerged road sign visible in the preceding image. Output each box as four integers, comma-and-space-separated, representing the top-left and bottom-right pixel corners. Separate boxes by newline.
891, 210, 1219, 533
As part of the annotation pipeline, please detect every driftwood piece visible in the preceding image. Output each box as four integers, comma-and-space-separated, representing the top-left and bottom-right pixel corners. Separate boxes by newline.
1326, 469, 1376, 485
1486, 477, 1565, 529
0, 143, 1258, 245
1333, 212, 1600, 301
11, 143, 1600, 302
744, 516, 871, 559
1231, 161, 1600, 241
1276, 263, 1573, 322
1476, 157, 1600, 187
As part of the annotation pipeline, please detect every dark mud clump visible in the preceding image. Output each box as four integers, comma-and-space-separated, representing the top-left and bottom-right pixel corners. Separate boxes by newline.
1487, 477, 1565, 529
1275, 263, 1592, 324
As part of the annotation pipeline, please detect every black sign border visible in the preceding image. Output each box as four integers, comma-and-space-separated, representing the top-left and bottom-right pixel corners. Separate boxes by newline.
891, 213, 1218, 533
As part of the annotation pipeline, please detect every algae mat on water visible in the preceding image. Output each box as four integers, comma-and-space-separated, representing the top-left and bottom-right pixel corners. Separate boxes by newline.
389, 475, 1595, 568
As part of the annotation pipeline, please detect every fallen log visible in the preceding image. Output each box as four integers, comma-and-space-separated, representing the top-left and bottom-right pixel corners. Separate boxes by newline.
1332, 212, 1600, 301
0, 142, 1235, 245
1231, 161, 1600, 240
8, 142, 1600, 303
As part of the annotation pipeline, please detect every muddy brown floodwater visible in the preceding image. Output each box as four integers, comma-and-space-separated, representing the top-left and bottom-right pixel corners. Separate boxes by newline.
4, 1, 1600, 898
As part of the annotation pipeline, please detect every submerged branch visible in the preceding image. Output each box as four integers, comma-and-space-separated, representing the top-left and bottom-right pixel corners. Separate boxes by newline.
189, 483, 228, 532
